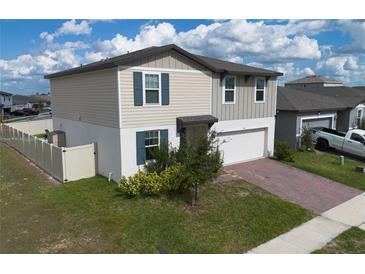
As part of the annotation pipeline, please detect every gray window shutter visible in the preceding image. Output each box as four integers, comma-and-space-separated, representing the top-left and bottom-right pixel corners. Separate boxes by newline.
133, 72, 143, 106
136, 131, 145, 165
161, 73, 169, 105
160, 129, 168, 149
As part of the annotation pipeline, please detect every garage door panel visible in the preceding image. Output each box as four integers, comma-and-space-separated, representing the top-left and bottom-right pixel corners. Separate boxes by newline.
218, 128, 266, 165
302, 117, 332, 129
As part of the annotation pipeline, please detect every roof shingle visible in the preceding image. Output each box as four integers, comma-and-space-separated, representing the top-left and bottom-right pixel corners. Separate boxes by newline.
45, 44, 282, 79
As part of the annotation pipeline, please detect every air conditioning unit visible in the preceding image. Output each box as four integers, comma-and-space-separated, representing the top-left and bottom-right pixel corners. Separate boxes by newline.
47, 130, 66, 147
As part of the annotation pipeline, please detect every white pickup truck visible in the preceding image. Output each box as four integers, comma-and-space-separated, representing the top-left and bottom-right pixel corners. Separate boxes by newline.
311, 128, 365, 159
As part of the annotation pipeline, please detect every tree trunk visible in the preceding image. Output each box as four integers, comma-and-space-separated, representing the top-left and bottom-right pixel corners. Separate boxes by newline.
191, 183, 198, 207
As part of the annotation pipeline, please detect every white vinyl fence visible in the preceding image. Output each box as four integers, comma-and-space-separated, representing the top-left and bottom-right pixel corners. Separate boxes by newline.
6, 118, 53, 135
0, 124, 96, 182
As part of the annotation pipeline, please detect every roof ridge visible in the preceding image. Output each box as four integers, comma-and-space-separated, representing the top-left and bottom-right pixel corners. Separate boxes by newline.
45, 44, 283, 79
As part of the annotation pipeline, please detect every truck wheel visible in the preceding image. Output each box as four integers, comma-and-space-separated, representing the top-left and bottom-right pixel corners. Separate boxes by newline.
316, 139, 329, 151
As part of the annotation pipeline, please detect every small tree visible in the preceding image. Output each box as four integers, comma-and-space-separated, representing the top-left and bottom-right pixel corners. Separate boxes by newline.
176, 131, 222, 207
35, 101, 44, 111
144, 143, 177, 174
301, 127, 313, 151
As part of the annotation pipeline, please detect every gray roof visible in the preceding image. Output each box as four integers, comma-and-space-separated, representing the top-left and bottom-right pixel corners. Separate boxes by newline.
286, 75, 343, 85
13, 95, 51, 105
0, 91, 12, 96
277, 86, 365, 112
45, 44, 283, 79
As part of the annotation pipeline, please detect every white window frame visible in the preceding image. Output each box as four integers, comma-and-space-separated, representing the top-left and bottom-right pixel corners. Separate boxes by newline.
144, 130, 161, 162
142, 71, 161, 106
222, 75, 236, 104
255, 77, 266, 103
297, 114, 336, 137
357, 108, 363, 119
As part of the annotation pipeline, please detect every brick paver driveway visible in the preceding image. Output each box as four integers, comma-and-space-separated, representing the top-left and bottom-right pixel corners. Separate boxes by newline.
225, 159, 362, 213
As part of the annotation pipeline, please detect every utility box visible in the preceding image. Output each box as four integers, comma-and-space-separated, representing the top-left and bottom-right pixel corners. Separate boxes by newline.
48, 130, 66, 147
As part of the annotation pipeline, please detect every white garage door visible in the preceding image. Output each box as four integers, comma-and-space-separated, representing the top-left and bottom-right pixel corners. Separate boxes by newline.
302, 117, 332, 129
218, 128, 266, 165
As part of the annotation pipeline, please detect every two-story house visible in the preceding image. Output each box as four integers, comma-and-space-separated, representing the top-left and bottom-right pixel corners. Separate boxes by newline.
45, 44, 282, 182
0, 91, 13, 117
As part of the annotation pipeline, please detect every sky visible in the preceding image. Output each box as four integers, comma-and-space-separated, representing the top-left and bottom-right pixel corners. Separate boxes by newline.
1, 19, 365, 94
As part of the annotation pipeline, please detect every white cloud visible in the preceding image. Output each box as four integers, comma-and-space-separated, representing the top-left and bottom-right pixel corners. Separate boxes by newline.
338, 20, 365, 53
316, 55, 365, 85
2, 19, 364, 93
40, 19, 92, 42
84, 20, 322, 64
85, 22, 177, 61
249, 62, 315, 85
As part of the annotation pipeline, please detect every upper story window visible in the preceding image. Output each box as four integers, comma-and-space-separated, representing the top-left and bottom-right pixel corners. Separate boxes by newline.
144, 130, 160, 161
255, 77, 266, 103
143, 72, 161, 105
222, 76, 236, 104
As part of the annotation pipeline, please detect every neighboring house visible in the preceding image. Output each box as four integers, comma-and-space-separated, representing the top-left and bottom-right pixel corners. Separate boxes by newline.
12, 95, 51, 111
45, 44, 282, 181
275, 76, 365, 148
0, 91, 13, 116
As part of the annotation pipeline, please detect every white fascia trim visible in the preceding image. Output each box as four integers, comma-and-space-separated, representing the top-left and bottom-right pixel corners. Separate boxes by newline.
297, 113, 336, 136
254, 77, 266, 104
119, 65, 209, 75
222, 75, 236, 104
117, 66, 123, 180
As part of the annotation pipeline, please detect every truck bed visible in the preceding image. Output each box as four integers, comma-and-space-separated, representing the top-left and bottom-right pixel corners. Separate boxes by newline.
320, 128, 346, 137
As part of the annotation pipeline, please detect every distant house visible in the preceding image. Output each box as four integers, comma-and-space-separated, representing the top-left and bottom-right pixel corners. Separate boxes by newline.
285, 75, 344, 89
12, 94, 51, 111
275, 76, 365, 148
0, 91, 13, 116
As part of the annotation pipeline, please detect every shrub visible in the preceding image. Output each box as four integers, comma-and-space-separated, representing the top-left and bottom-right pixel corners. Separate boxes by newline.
160, 163, 185, 192
274, 141, 294, 162
119, 131, 223, 206
118, 164, 184, 196
301, 127, 314, 151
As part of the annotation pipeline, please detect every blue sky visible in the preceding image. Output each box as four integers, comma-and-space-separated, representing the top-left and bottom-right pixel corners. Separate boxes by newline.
1, 19, 364, 94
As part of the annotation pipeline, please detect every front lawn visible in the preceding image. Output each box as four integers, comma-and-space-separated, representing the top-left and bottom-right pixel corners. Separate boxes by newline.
313, 227, 365, 254
284, 151, 365, 191
0, 143, 313, 253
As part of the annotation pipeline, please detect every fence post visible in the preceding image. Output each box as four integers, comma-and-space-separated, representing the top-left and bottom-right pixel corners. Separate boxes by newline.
61, 147, 67, 183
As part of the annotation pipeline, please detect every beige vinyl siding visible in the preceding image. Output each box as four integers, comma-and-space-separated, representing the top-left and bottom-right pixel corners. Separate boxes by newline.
119, 69, 211, 128
125, 50, 208, 71
51, 68, 119, 128
212, 73, 277, 120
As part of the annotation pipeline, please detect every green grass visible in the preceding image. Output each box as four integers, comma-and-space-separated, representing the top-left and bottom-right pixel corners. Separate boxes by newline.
284, 151, 365, 191
313, 227, 365, 254
0, 143, 313, 253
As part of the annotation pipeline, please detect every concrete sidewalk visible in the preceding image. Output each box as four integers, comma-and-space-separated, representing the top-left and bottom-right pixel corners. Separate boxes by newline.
248, 193, 365, 254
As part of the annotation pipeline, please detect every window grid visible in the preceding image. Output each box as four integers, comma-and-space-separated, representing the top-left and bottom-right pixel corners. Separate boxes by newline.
144, 130, 160, 161
255, 77, 265, 103
143, 72, 161, 105
223, 76, 235, 104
